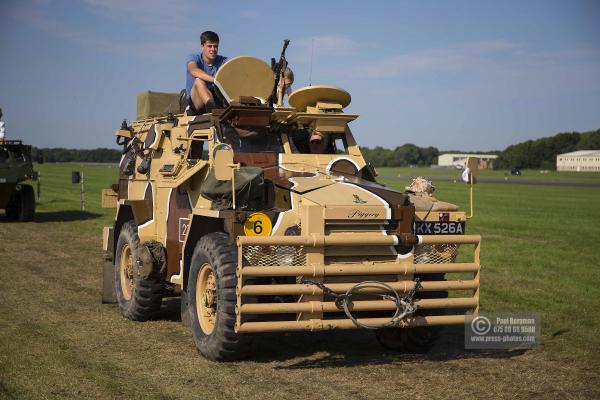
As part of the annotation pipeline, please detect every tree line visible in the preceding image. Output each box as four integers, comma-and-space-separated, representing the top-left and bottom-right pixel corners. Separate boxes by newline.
360, 144, 441, 167
361, 129, 599, 169
493, 129, 600, 169
31, 128, 599, 169
32, 147, 122, 163
360, 144, 494, 168
33, 144, 444, 166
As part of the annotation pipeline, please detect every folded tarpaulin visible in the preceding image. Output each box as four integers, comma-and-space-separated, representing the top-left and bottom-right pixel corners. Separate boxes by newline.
200, 166, 265, 210
136, 91, 180, 120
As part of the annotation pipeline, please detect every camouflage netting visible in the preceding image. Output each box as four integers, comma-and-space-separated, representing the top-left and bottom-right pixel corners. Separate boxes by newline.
409, 194, 460, 212
405, 177, 459, 212
406, 177, 435, 195
136, 91, 181, 120
200, 166, 265, 210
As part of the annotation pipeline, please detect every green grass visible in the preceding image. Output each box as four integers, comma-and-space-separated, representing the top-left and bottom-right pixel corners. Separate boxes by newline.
379, 175, 600, 363
32, 162, 118, 233
378, 166, 600, 183
1, 163, 599, 399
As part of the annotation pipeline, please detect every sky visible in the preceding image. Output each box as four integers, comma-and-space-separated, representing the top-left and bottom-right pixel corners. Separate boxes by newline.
1, 0, 599, 151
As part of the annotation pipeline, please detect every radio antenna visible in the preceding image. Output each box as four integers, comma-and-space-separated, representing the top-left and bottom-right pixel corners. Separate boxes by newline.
309, 38, 314, 86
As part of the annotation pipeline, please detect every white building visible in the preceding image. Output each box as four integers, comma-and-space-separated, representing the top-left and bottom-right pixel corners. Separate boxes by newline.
556, 150, 600, 172
438, 153, 498, 169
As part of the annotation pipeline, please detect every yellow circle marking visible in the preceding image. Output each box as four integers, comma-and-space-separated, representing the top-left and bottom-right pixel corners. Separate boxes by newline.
243, 212, 272, 236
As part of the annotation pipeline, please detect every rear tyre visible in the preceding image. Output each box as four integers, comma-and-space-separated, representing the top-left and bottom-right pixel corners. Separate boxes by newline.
114, 221, 163, 321
188, 232, 250, 361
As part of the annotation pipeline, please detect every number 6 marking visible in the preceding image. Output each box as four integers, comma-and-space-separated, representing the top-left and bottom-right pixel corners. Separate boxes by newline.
253, 220, 263, 234
243, 212, 272, 236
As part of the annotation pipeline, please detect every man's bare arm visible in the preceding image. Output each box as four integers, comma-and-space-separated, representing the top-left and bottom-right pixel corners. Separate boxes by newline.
187, 62, 215, 83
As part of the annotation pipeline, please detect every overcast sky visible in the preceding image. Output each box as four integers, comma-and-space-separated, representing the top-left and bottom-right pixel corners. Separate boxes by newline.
1, 0, 599, 151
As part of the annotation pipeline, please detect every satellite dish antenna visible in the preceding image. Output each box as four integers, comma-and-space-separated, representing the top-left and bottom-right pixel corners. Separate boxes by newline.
288, 85, 351, 111
214, 56, 275, 104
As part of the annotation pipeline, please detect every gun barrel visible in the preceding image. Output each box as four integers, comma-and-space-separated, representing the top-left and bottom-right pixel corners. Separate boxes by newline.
270, 39, 292, 106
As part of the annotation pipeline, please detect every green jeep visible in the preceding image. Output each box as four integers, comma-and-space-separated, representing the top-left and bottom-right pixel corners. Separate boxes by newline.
0, 140, 37, 221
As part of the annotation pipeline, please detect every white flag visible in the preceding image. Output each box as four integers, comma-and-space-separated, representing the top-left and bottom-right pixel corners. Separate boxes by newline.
462, 167, 470, 183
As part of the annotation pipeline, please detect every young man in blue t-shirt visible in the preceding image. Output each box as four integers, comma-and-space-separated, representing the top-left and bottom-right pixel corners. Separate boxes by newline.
186, 31, 227, 113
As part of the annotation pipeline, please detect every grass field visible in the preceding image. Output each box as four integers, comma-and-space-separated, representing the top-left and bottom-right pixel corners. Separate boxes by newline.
1, 163, 599, 399
378, 166, 600, 183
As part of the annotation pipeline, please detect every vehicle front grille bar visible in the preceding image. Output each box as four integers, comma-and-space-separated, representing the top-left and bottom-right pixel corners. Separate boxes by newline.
235, 234, 481, 333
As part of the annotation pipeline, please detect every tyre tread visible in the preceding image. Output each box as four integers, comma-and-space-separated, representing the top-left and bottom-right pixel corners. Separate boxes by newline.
114, 221, 163, 321
188, 232, 251, 361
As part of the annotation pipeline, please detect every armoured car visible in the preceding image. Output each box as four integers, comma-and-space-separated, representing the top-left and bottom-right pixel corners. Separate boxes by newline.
0, 140, 37, 221
102, 48, 481, 360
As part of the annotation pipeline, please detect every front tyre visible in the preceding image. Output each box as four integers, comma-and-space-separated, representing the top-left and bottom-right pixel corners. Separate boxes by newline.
5, 191, 19, 220
376, 273, 447, 353
114, 221, 163, 321
18, 185, 35, 221
375, 326, 442, 353
188, 232, 250, 361
6, 185, 36, 221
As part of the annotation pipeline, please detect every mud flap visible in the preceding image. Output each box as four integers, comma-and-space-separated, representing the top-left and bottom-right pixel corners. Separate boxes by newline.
102, 256, 117, 303
180, 289, 191, 327
101, 227, 117, 303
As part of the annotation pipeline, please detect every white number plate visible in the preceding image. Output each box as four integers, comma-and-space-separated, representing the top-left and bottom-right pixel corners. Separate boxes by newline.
415, 221, 465, 235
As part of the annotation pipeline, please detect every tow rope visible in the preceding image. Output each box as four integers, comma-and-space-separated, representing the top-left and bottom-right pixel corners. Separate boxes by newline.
300, 278, 422, 330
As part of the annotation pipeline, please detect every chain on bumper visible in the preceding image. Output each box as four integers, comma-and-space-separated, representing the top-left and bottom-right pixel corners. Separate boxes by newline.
300, 278, 422, 330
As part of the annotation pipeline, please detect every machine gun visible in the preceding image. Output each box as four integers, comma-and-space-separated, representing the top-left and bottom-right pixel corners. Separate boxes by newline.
117, 122, 152, 175
270, 39, 290, 107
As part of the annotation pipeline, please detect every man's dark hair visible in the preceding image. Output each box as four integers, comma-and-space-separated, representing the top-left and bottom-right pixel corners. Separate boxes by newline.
200, 31, 220, 45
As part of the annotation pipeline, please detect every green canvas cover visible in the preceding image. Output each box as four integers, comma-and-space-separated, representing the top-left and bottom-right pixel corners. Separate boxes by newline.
200, 166, 265, 210
136, 91, 180, 120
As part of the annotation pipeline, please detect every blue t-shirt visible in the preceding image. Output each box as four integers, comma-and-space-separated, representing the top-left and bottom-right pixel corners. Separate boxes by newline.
186, 53, 227, 95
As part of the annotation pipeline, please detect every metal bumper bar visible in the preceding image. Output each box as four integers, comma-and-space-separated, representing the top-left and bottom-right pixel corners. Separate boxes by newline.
242, 262, 479, 277
238, 234, 481, 247
241, 279, 478, 296
238, 315, 468, 333
235, 234, 481, 333
240, 297, 478, 314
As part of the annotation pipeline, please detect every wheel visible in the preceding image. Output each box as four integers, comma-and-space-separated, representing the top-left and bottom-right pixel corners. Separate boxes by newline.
5, 190, 20, 220
376, 326, 442, 353
376, 273, 447, 353
18, 185, 35, 221
4, 192, 21, 221
188, 232, 251, 361
114, 221, 163, 321
5, 185, 35, 221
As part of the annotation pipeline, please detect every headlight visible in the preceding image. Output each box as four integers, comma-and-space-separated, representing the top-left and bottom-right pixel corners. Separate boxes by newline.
243, 245, 306, 266
272, 245, 297, 266
242, 225, 306, 266
274, 225, 301, 265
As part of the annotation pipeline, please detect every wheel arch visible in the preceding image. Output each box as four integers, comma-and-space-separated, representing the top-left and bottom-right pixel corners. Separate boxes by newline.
182, 215, 225, 290
112, 204, 134, 258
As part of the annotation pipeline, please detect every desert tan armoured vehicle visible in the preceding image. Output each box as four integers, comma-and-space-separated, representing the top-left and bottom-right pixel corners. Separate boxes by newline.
1, 140, 37, 221
102, 48, 481, 361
